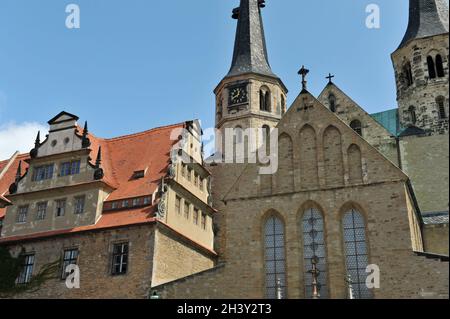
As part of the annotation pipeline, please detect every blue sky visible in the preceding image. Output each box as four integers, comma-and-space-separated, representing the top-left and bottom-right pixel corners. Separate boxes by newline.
0, 0, 423, 156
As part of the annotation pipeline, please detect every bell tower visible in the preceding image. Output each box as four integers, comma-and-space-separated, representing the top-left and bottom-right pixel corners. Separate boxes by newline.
391, 0, 449, 135
214, 0, 288, 137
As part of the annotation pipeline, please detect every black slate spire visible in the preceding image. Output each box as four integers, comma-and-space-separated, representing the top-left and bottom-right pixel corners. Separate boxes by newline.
398, 0, 449, 49
227, 0, 276, 78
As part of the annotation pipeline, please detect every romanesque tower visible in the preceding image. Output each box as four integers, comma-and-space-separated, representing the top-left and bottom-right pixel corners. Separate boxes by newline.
392, 0, 449, 134
214, 0, 288, 152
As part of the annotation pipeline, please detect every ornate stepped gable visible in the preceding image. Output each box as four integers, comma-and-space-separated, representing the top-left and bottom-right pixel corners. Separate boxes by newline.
0, 119, 188, 242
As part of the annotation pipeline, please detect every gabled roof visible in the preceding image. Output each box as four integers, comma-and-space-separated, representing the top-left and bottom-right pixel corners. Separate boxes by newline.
47, 111, 79, 124
0, 122, 186, 228
397, 0, 449, 50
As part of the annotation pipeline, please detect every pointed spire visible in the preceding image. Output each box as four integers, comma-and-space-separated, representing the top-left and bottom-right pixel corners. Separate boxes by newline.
82, 121, 88, 137
95, 146, 102, 168
34, 131, 41, 148
94, 146, 104, 181
81, 121, 91, 148
398, 0, 449, 50
227, 0, 276, 78
15, 161, 22, 182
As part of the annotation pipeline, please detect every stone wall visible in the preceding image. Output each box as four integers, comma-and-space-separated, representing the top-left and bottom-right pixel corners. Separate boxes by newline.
151, 225, 216, 287
2, 224, 155, 299
392, 34, 449, 134
399, 133, 449, 213
423, 224, 449, 255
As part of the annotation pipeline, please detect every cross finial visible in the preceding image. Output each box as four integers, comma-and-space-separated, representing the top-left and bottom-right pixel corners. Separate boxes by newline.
298, 65, 310, 90
326, 73, 335, 84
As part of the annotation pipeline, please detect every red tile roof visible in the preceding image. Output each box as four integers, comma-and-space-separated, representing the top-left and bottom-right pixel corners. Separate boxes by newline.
0, 122, 185, 230
0, 206, 157, 244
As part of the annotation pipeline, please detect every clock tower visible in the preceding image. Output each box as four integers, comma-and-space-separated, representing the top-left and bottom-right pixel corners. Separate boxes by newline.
214, 0, 288, 148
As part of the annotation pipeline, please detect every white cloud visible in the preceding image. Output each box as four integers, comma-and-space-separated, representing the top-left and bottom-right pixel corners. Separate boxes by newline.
0, 122, 48, 159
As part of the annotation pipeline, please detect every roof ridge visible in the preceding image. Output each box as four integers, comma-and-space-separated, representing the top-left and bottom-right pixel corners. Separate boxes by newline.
104, 122, 185, 142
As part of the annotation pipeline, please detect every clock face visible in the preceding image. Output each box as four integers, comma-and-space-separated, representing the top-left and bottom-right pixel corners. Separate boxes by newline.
229, 86, 248, 105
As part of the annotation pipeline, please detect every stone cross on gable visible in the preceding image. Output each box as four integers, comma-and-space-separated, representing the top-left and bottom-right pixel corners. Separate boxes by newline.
326, 73, 335, 84
298, 65, 310, 90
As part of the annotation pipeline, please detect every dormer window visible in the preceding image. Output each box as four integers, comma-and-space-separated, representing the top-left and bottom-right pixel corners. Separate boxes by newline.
133, 167, 147, 179
60, 160, 80, 177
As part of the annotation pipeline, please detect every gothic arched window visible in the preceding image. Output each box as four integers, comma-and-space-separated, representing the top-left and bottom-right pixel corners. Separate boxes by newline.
264, 215, 286, 299
260, 87, 271, 112
427, 56, 437, 79
436, 55, 445, 78
350, 120, 363, 136
329, 94, 337, 112
408, 106, 417, 124
342, 209, 372, 299
302, 208, 328, 298
436, 96, 447, 119
403, 62, 414, 86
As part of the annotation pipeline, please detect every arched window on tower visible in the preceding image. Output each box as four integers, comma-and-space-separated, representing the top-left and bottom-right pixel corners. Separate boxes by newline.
260, 87, 271, 112
264, 215, 286, 299
436, 55, 445, 78
436, 96, 447, 120
342, 209, 372, 299
427, 56, 437, 79
408, 106, 417, 124
403, 62, 414, 86
302, 208, 328, 298
329, 94, 336, 113
350, 120, 363, 136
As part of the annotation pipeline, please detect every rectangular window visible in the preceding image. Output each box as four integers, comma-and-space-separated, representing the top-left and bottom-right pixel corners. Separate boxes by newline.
201, 213, 207, 230
184, 202, 190, 220
193, 208, 199, 225
112, 202, 119, 209
17, 254, 35, 285
181, 164, 186, 177
132, 198, 140, 207
61, 249, 79, 279
143, 197, 151, 205
175, 196, 181, 215
199, 178, 204, 191
111, 243, 128, 276
33, 164, 54, 181
122, 200, 129, 208
60, 160, 81, 177
36, 202, 47, 220
187, 168, 192, 182
17, 205, 29, 223
55, 199, 66, 217
74, 196, 85, 214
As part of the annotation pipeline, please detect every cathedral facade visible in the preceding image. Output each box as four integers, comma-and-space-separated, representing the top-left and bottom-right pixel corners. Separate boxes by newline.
0, 0, 448, 299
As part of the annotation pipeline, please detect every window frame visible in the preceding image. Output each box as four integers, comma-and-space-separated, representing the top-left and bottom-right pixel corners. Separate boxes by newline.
16, 253, 35, 285
111, 242, 129, 276
74, 196, 86, 214
264, 215, 287, 299
36, 201, 48, 220
61, 248, 79, 280
17, 205, 29, 224
33, 164, 54, 182
341, 209, 372, 299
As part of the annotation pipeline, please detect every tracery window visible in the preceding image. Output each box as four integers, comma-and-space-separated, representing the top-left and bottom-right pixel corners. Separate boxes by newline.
264, 216, 286, 299
342, 209, 372, 299
302, 208, 328, 298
